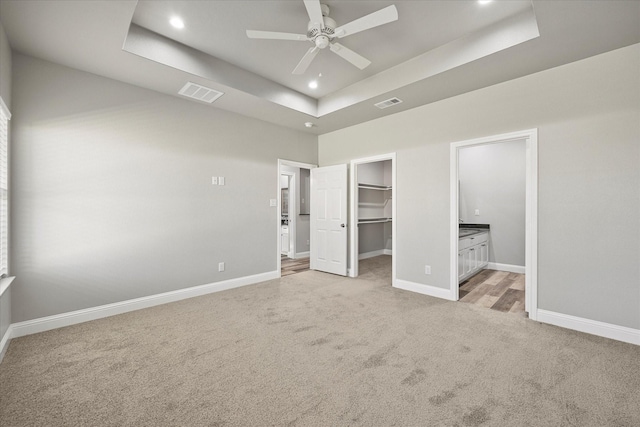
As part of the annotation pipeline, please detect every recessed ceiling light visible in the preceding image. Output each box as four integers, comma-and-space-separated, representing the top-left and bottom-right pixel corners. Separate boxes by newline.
170, 16, 185, 29
304, 122, 314, 128
308, 80, 318, 89
478, 0, 493, 5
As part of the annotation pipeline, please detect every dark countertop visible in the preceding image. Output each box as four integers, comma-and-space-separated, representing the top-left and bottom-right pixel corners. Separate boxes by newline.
459, 223, 490, 238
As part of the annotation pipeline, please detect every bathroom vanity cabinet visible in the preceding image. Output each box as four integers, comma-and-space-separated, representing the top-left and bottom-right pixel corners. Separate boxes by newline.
458, 231, 489, 283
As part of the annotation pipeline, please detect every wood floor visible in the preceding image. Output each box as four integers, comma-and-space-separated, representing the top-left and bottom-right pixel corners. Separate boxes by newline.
281, 255, 310, 276
459, 269, 526, 316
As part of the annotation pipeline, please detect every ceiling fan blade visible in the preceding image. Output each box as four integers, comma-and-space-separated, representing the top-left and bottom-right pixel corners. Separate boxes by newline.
293, 46, 320, 74
303, 0, 324, 28
334, 5, 398, 38
329, 43, 371, 70
246, 30, 307, 41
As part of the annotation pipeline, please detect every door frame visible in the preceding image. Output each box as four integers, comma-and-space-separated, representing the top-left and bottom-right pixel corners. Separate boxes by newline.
280, 172, 295, 258
349, 153, 397, 285
277, 159, 317, 276
449, 129, 538, 319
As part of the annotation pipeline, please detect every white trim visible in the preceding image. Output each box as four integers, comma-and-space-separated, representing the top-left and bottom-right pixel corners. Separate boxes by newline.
358, 249, 392, 260
486, 263, 525, 274
537, 309, 640, 346
394, 279, 456, 301
0, 96, 10, 120
10, 270, 279, 339
0, 275, 14, 297
277, 160, 317, 277
294, 251, 310, 259
0, 324, 13, 363
450, 129, 538, 320
349, 153, 396, 286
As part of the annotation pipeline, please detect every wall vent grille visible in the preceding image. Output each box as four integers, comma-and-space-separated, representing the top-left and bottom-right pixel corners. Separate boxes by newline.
178, 82, 224, 103
374, 97, 403, 109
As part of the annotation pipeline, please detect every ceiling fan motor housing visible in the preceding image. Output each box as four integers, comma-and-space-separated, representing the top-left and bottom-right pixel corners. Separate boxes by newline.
307, 15, 336, 49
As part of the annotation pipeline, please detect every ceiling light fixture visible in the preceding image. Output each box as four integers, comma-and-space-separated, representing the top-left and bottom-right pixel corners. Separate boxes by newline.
478, 0, 493, 5
308, 80, 318, 89
170, 16, 185, 29
304, 122, 314, 128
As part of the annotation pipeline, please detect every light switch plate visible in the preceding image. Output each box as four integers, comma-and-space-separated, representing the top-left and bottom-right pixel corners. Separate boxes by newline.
269, 199, 277, 207
212, 177, 218, 185
218, 176, 225, 186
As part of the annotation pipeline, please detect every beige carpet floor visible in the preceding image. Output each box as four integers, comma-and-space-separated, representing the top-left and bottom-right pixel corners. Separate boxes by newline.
1, 256, 639, 426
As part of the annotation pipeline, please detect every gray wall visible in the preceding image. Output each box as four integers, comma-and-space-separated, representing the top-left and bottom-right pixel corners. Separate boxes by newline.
319, 44, 640, 330
459, 140, 526, 266
0, 21, 11, 343
10, 54, 317, 323
0, 22, 10, 108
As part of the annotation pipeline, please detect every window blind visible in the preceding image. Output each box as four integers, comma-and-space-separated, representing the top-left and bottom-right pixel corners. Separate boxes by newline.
0, 98, 10, 277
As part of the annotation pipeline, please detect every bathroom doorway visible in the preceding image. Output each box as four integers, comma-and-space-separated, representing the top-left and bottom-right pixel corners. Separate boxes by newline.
450, 129, 538, 319
277, 160, 316, 277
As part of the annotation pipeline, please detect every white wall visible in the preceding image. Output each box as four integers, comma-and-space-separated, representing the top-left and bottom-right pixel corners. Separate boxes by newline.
10, 54, 317, 323
319, 44, 640, 330
459, 140, 526, 266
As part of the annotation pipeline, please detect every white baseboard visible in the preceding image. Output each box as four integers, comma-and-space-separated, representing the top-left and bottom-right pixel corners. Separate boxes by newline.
359, 249, 392, 260
294, 251, 310, 259
537, 309, 640, 346
486, 263, 525, 274
10, 270, 279, 340
0, 324, 13, 364
394, 279, 455, 301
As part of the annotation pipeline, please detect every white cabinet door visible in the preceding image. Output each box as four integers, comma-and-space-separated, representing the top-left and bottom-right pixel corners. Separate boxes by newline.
479, 242, 489, 267
281, 228, 289, 255
310, 164, 348, 276
458, 250, 466, 281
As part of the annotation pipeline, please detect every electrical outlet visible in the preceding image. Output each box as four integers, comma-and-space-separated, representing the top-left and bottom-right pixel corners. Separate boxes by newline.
425, 265, 431, 275
218, 262, 225, 272
474, 209, 480, 216
212, 176, 218, 185
306, 239, 310, 245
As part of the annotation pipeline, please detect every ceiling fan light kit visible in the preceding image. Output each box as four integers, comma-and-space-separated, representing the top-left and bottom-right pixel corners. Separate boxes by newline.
246, 0, 398, 75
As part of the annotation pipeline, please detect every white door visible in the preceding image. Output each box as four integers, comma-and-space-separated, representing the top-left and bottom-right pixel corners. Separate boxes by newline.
310, 164, 348, 276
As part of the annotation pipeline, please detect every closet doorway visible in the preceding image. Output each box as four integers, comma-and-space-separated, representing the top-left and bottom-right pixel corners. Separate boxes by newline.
349, 153, 396, 285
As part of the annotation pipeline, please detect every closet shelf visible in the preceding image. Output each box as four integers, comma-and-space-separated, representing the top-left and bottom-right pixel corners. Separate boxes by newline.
358, 217, 392, 224
358, 183, 392, 191
358, 201, 390, 207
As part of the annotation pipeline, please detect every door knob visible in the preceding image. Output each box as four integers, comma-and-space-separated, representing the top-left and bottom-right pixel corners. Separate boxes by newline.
340, 223, 346, 228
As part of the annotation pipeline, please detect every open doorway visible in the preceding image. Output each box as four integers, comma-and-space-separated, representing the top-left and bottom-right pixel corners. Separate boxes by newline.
450, 129, 538, 319
349, 153, 396, 285
457, 140, 526, 314
277, 160, 316, 277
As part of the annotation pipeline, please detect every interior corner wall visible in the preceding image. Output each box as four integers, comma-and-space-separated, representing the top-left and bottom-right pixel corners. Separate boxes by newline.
0, 21, 11, 344
10, 53, 317, 323
318, 43, 640, 330
0, 21, 11, 108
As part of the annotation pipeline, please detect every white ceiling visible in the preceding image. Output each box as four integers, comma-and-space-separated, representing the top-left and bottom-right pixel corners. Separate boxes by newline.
1, 1, 639, 135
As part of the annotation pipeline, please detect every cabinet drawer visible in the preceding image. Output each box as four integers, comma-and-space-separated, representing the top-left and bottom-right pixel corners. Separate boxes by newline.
459, 237, 472, 250
467, 232, 488, 246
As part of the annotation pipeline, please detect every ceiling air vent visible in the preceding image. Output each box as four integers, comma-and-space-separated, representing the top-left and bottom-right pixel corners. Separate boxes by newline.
178, 82, 224, 104
374, 97, 403, 109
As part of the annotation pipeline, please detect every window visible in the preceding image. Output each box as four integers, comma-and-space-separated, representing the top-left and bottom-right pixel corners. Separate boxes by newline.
0, 97, 10, 277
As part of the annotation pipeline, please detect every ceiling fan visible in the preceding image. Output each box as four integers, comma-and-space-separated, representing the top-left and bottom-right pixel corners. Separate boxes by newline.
246, 0, 398, 75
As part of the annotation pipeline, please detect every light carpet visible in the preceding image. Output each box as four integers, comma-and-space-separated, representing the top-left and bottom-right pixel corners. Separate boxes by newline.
1, 256, 639, 426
